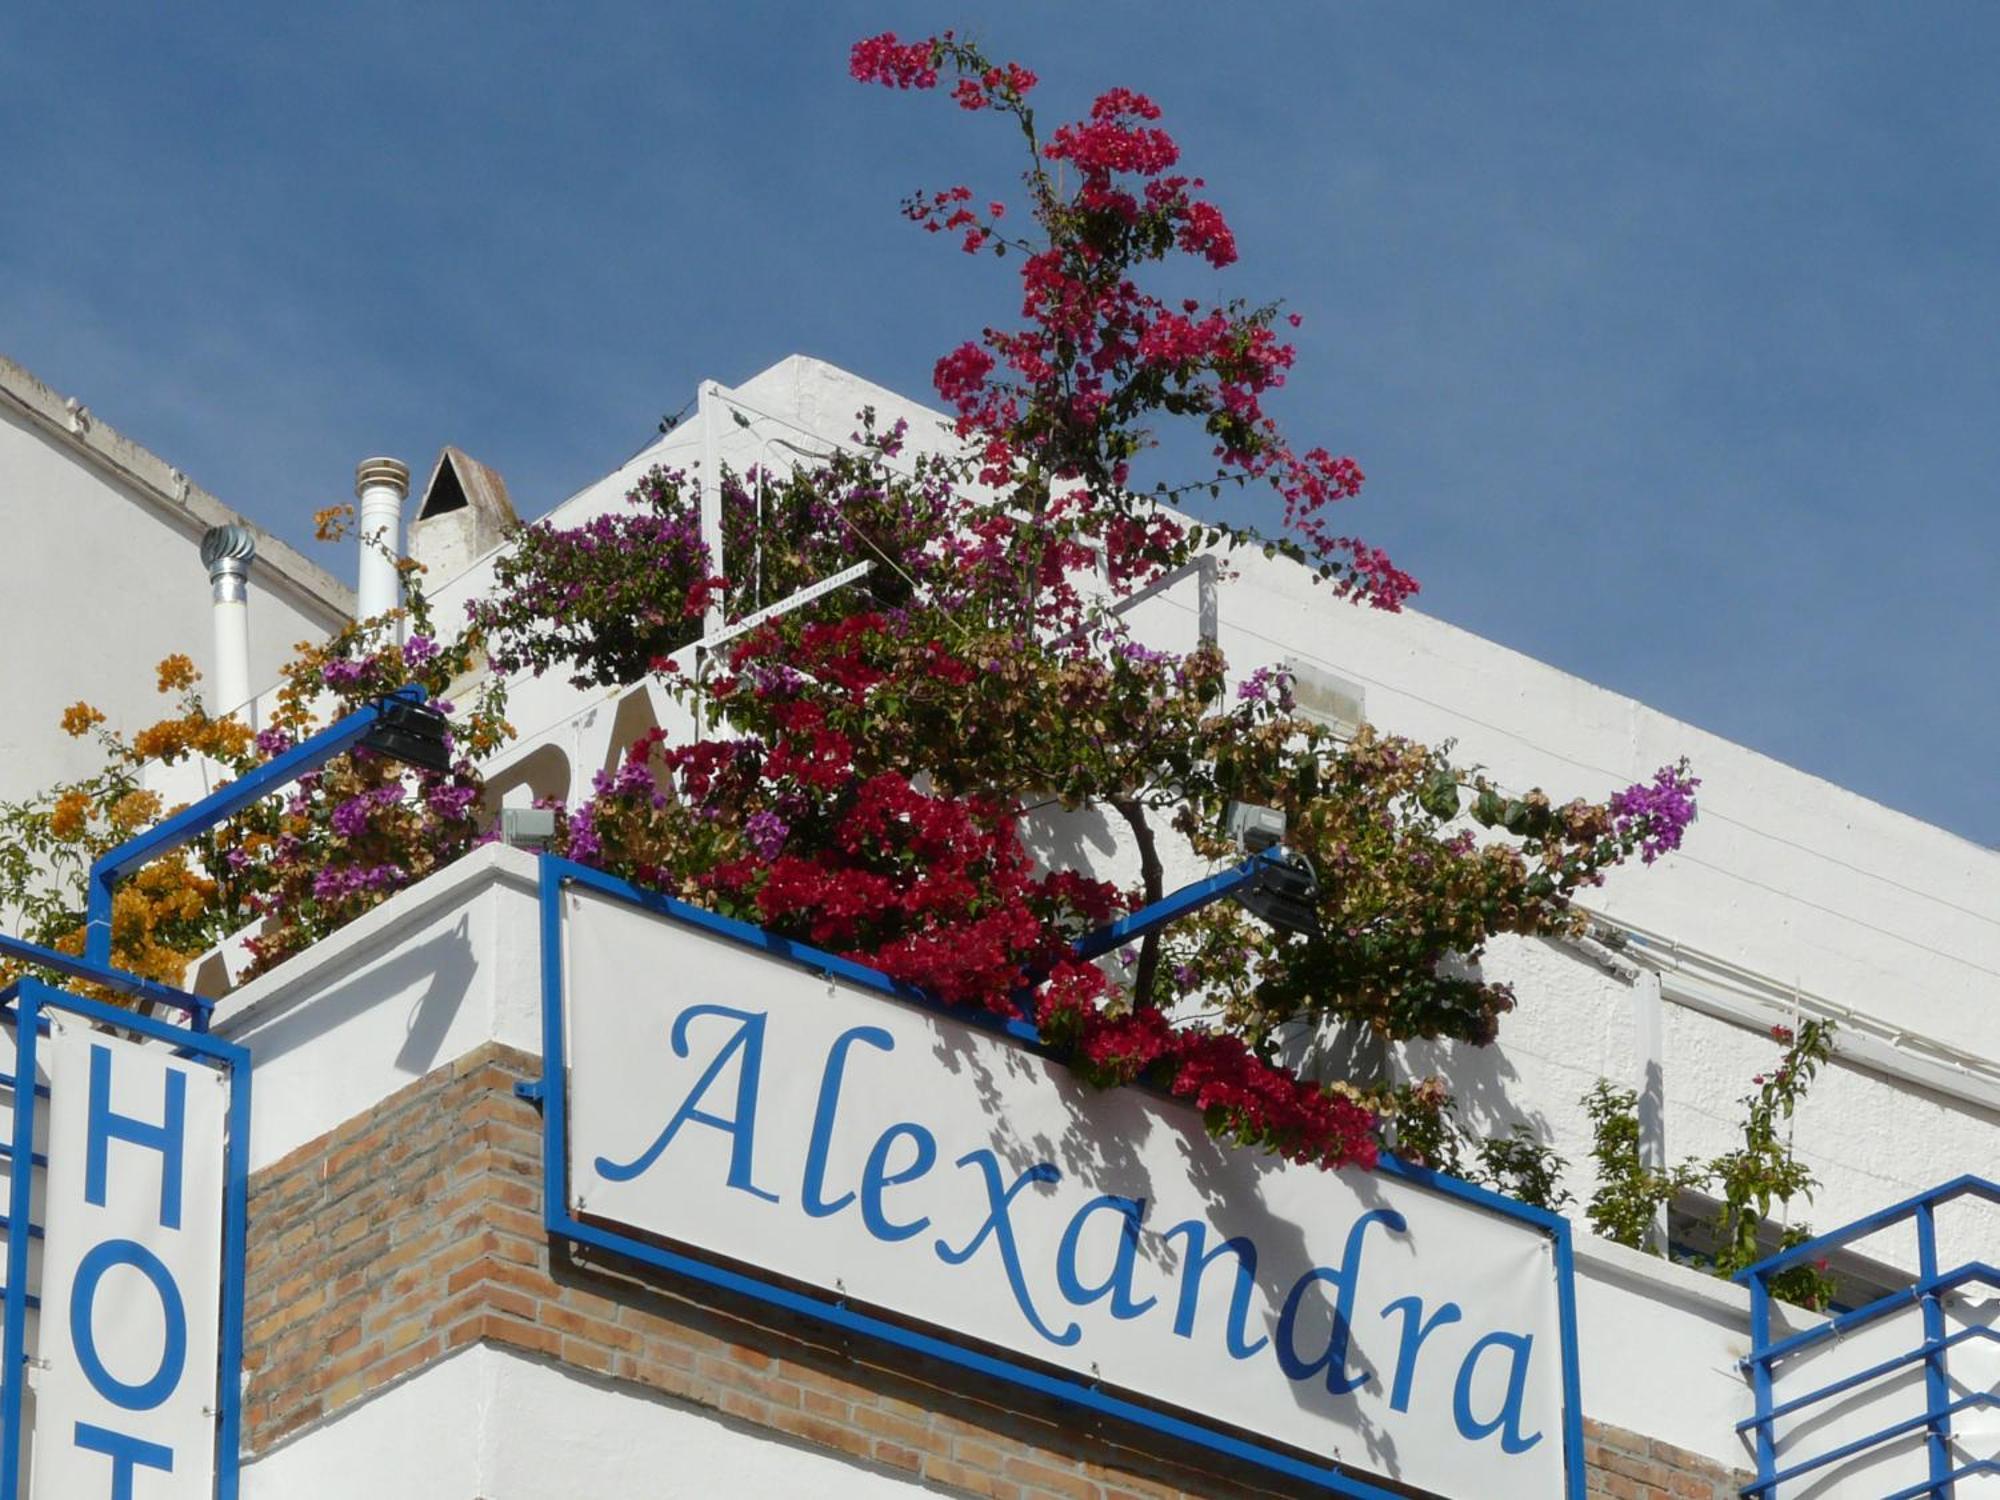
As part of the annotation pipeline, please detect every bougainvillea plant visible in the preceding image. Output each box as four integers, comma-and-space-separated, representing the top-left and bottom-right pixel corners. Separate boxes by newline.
463, 33, 1699, 1173
1, 33, 1703, 1186
1398, 1023, 1839, 1309
0, 527, 508, 995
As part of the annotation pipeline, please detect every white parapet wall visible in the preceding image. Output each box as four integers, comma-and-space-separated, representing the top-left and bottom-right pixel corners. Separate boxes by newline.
242, 1344, 940, 1500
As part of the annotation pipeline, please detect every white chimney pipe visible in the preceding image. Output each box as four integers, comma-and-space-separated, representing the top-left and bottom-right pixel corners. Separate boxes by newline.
354, 456, 411, 642
199, 525, 256, 723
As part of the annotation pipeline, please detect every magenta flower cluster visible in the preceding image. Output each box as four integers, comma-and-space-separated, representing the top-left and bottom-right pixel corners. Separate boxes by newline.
330, 784, 406, 839
743, 809, 789, 860
1236, 665, 1296, 712
1611, 761, 1701, 864
311, 863, 406, 902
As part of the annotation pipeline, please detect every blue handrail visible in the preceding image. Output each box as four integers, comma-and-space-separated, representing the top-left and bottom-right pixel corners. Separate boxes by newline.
0, 932, 209, 1019
79, 687, 430, 1024
1736, 1175, 2000, 1498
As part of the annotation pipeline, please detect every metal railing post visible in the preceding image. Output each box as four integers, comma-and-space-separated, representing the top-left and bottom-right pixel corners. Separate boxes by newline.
1748, 1276, 1776, 1492
0, 986, 42, 1496
1915, 1201, 1953, 1494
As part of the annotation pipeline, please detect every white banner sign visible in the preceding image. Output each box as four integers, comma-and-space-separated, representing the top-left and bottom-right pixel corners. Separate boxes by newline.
563, 887, 1575, 1498
33, 1022, 226, 1499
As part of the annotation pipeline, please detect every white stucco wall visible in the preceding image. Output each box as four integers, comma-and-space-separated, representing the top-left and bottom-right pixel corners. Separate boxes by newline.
0, 381, 351, 811
241, 1342, 938, 1500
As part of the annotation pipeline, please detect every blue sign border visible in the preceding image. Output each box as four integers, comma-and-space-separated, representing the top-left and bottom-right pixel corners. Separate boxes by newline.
534, 854, 1586, 1499
0, 976, 252, 1500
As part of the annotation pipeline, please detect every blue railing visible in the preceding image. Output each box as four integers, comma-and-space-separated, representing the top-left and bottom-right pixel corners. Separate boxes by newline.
1736, 1175, 2000, 1497
80, 685, 440, 1015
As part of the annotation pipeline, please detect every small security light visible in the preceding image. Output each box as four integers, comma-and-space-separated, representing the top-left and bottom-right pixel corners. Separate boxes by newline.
1234, 849, 1322, 938
500, 806, 557, 851
360, 695, 454, 773
1226, 800, 1287, 855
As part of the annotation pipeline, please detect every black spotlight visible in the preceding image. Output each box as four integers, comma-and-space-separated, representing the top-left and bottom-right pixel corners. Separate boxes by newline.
1234, 850, 1322, 937
361, 696, 454, 773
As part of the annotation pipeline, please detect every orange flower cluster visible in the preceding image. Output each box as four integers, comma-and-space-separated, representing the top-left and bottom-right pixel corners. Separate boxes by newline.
156, 654, 198, 693
130, 713, 254, 765
313, 504, 354, 543
61, 701, 106, 738
49, 790, 91, 842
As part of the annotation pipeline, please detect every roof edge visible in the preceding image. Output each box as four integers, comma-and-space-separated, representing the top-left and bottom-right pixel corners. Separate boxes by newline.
0, 352, 356, 624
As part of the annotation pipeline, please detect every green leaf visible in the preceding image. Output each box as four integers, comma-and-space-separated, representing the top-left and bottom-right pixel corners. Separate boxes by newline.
1418, 772, 1460, 822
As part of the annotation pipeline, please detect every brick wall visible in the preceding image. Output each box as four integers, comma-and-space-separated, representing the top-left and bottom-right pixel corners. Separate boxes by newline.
1584, 1422, 1743, 1500
242, 1044, 1748, 1500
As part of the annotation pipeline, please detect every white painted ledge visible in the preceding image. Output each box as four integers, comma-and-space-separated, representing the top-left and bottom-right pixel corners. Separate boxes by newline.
242, 1343, 935, 1500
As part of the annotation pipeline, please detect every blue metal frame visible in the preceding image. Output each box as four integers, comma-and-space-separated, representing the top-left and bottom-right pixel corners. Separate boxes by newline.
531, 854, 1587, 1500
1069, 851, 1283, 961
0, 976, 250, 1500
0, 932, 211, 1024
1735, 1175, 2000, 1497
83, 686, 430, 1008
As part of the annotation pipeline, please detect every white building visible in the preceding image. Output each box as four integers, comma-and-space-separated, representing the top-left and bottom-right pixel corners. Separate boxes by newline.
3, 354, 1995, 1498
0, 355, 352, 808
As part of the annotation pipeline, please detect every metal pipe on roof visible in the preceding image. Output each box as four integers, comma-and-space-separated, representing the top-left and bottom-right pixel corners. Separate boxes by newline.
354, 456, 410, 642
200, 524, 256, 723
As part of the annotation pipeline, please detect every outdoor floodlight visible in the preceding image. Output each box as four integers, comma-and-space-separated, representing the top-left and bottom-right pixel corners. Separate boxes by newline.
361, 695, 454, 773
1233, 848, 1322, 938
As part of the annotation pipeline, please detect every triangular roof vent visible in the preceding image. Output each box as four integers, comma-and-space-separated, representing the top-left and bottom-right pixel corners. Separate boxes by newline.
417, 446, 513, 523
410, 447, 519, 581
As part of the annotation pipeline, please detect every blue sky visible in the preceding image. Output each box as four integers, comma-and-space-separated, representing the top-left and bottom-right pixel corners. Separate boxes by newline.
5, 5, 1995, 844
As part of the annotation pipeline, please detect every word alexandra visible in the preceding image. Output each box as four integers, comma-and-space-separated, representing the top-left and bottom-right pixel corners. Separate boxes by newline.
597, 1001, 1545, 1458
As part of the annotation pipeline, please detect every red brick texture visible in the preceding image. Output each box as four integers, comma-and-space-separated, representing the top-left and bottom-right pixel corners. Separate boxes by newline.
1584, 1423, 1743, 1500
241, 1043, 1748, 1500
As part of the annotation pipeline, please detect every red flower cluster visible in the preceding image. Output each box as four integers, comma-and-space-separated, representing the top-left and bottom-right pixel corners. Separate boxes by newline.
904, 185, 1008, 254
849, 31, 942, 89
1037, 963, 1382, 1171
951, 61, 1038, 112
586, 639, 1126, 1018
852, 31, 1415, 608
1045, 88, 1179, 179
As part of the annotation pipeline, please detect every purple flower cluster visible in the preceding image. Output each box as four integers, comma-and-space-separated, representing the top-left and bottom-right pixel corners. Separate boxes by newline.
425, 781, 479, 822
1610, 761, 1701, 864
254, 726, 294, 759
566, 807, 603, 865
747, 663, 808, 697
592, 758, 665, 808
743, 809, 790, 860
321, 658, 370, 691
312, 863, 406, 902
1236, 665, 1296, 711
1112, 636, 1172, 668
402, 634, 440, 668
330, 784, 406, 838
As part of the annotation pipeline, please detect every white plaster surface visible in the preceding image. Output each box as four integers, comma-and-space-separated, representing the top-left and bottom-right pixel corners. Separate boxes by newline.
215, 845, 543, 1172
242, 1343, 936, 1499
1572, 1235, 1755, 1469
0, 385, 346, 812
